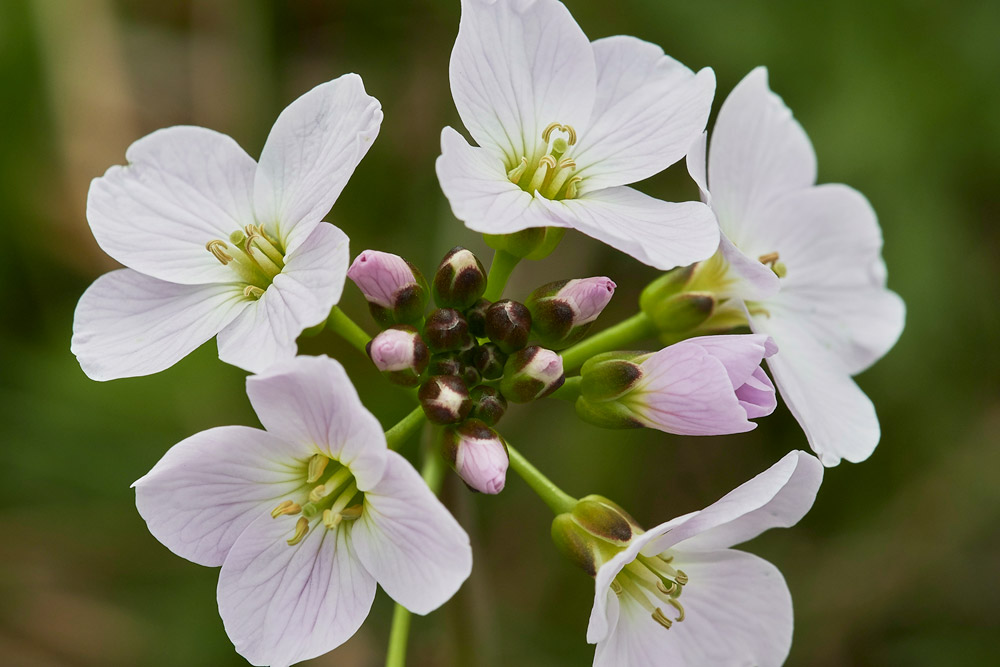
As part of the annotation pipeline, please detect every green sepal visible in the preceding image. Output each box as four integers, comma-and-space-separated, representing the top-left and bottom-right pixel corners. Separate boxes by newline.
484, 226, 566, 260
575, 396, 645, 429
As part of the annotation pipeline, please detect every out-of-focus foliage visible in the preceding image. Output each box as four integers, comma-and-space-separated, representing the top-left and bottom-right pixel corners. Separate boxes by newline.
1, 0, 998, 665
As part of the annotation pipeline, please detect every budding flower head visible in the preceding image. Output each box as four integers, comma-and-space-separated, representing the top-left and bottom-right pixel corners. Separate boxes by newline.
500, 345, 565, 403
441, 419, 509, 494
485, 299, 532, 353
433, 247, 487, 310
347, 250, 428, 327
424, 308, 473, 353
469, 385, 507, 426
366, 326, 429, 387
418, 374, 473, 424
527, 277, 616, 349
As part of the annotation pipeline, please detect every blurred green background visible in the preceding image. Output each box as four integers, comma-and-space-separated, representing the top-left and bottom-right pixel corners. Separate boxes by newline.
2, 0, 998, 665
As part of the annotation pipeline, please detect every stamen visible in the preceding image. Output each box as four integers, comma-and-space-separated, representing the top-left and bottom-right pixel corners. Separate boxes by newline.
307, 454, 330, 484
564, 176, 582, 200
758, 252, 780, 265
656, 579, 677, 596
339, 504, 363, 520
286, 516, 309, 546
507, 157, 529, 185
610, 580, 624, 595
541, 122, 577, 146
543, 158, 578, 199
206, 240, 233, 265
651, 607, 674, 629
322, 508, 342, 529
308, 484, 329, 503
675, 570, 689, 586
244, 285, 265, 299
527, 155, 556, 193
667, 597, 685, 622
245, 224, 285, 268
541, 122, 562, 144
270, 500, 301, 518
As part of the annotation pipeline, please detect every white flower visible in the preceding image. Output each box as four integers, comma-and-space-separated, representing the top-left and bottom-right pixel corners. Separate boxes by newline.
133, 356, 472, 667
436, 0, 720, 270
72, 74, 382, 379
588, 450, 823, 666
687, 67, 906, 465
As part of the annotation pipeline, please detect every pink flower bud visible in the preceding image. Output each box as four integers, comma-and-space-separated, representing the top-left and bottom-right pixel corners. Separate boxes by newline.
365, 326, 428, 387
347, 250, 416, 308
442, 420, 509, 494
500, 346, 565, 403
557, 277, 616, 326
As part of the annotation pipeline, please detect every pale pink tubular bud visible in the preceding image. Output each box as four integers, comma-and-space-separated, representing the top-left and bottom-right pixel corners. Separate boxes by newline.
347, 250, 428, 327
365, 326, 429, 387
557, 277, 616, 326
441, 419, 509, 494
526, 277, 616, 349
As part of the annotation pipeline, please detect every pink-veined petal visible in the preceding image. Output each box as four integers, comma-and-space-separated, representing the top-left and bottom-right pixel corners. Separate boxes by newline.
594, 550, 792, 667
449, 0, 595, 163
543, 186, 719, 270
707, 67, 817, 248
72, 268, 247, 381
215, 293, 297, 374
133, 426, 310, 567
245, 356, 387, 490
572, 36, 715, 191
680, 334, 776, 388
253, 74, 382, 254
351, 452, 472, 614
217, 514, 376, 667
436, 126, 568, 234
642, 450, 822, 553
87, 126, 258, 285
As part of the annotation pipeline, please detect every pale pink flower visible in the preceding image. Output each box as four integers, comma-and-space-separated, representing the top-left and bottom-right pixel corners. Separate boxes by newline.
558, 277, 617, 327
347, 250, 420, 309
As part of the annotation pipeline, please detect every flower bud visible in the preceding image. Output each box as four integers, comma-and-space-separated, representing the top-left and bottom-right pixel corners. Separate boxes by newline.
418, 375, 473, 424
551, 495, 642, 576
485, 299, 532, 353
500, 346, 565, 403
471, 342, 507, 380
465, 298, 491, 338
526, 277, 616, 349
441, 419, 509, 494
347, 250, 428, 327
424, 308, 473, 353
469, 386, 507, 426
365, 326, 429, 387
432, 247, 487, 310
427, 352, 463, 377
484, 227, 566, 260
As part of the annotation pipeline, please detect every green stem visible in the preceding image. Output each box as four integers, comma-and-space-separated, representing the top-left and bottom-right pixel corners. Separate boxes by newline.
506, 443, 577, 515
549, 375, 581, 401
559, 311, 656, 373
385, 406, 426, 450
326, 306, 371, 355
483, 249, 521, 302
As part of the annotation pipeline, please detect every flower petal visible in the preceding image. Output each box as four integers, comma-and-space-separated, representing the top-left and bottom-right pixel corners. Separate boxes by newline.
642, 450, 823, 554
217, 513, 377, 667
72, 268, 247, 381
215, 294, 297, 374
718, 233, 781, 302
436, 126, 568, 233
681, 334, 776, 389
133, 425, 310, 567
736, 367, 777, 420
87, 126, 258, 284
449, 0, 595, 163
245, 356, 387, 490
572, 36, 715, 191
254, 74, 382, 254
351, 452, 472, 614
594, 549, 792, 667
542, 186, 719, 270
707, 67, 817, 248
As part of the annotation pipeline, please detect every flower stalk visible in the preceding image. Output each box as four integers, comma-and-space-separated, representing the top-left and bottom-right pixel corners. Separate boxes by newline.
327, 306, 372, 354
483, 249, 521, 302
559, 311, 657, 373
506, 443, 577, 515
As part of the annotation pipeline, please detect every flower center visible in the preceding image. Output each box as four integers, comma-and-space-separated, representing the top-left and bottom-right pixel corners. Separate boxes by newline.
507, 122, 582, 200
269, 453, 364, 546
611, 552, 688, 630
206, 224, 286, 299
758, 251, 787, 278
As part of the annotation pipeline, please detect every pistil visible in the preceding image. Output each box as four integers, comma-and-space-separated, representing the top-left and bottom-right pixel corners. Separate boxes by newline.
508, 123, 582, 200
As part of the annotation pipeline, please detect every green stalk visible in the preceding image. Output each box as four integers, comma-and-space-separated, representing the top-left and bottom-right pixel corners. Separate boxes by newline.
548, 375, 582, 401
506, 443, 577, 515
559, 312, 656, 373
483, 249, 521, 302
385, 406, 426, 450
326, 306, 372, 355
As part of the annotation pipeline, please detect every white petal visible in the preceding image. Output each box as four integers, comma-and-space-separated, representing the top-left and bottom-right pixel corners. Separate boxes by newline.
436, 126, 567, 234
254, 74, 382, 254
707, 67, 817, 248
686, 131, 710, 203
133, 426, 310, 567
594, 550, 792, 667
642, 450, 822, 554
245, 356, 387, 490
351, 452, 472, 614
718, 233, 781, 302
72, 269, 247, 381
87, 126, 257, 285
215, 293, 297, 374
449, 0, 595, 163
572, 36, 715, 191
542, 186, 719, 270
218, 514, 377, 667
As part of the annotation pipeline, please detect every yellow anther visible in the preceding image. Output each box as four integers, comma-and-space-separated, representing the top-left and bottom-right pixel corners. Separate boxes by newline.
507, 157, 529, 184
322, 508, 342, 529
527, 155, 556, 193
610, 580, 624, 595
542, 122, 562, 143
667, 598, 685, 622
206, 240, 232, 265
656, 579, 677, 596
307, 454, 330, 484
286, 516, 309, 546
651, 607, 673, 630
308, 484, 328, 503
564, 176, 582, 199
339, 504, 364, 520
270, 500, 301, 518
541, 122, 577, 146
758, 252, 780, 266
243, 285, 265, 299
675, 570, 689, 586
564, 125, 577, 145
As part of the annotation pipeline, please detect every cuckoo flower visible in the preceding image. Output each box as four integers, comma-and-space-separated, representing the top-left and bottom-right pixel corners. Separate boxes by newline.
73, 74, 382, 379
585, 450, 823, 666
436, 0, 719, 270
686, 67, 906, 465
133, 356, 471, 667
576, 334, 777, 435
